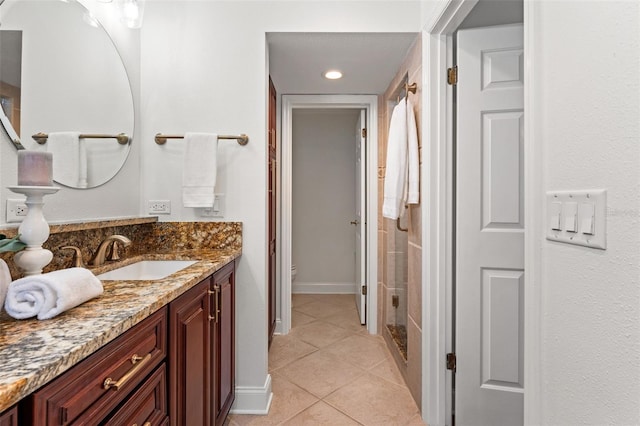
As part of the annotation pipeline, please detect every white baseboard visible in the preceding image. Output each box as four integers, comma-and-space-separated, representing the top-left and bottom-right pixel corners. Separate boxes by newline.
292, 281, 356, 294
274, 318, 283, 335
230, 374, 273, 415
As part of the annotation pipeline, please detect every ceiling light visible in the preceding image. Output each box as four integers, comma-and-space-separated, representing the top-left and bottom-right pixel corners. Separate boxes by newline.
324, 70, 343, 80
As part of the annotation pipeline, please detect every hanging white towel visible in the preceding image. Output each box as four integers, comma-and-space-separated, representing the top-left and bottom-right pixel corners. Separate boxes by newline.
382, 97, 420, 220
0, 259, 11, 314
46, 132, 86, 188
4, 267, 103, 320
182, 132, 218, 208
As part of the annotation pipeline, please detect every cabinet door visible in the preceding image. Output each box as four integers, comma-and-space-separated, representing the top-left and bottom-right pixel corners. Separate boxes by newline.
211, 262, 235, 426
169, 278, 211, 426
0, 405, 18, 426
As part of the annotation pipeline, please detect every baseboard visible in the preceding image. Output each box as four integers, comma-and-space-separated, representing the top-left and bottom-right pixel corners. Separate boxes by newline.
230, 374, 273, 415
292, 282, 355, 294
274, 318, 283, 335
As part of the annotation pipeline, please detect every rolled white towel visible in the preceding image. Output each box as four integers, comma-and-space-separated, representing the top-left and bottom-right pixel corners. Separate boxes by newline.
4, 268, 103, 320
0, 259, 11, 313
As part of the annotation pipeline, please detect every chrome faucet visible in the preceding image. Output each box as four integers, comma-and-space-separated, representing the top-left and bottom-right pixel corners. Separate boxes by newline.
89, 235, 132, 266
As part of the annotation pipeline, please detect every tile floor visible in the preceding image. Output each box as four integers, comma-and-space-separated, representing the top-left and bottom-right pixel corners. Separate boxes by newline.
228, 294, 425, 426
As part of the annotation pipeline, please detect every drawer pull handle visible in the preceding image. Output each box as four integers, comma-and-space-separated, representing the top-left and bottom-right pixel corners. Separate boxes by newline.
103, 353, 152, 390
131, 423, 151, 426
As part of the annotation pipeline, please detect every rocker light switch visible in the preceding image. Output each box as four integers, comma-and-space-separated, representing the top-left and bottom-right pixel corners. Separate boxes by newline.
546, 190, 606, 250
579, 203, 595, 235
563, 202, 578, 233
550, 202, 562, 231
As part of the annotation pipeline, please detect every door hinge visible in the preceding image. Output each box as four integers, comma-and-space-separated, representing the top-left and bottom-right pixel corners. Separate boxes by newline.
361, 128, 367, 139
447, 66, 458, 85
361, 285, 367, 295
446, 352, 456, 372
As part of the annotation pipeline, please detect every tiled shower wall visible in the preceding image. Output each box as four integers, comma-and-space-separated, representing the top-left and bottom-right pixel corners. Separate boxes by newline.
377, 35, 422, 407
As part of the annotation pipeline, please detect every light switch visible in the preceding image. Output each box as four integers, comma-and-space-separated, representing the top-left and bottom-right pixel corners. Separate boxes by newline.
579, 203, 595, 235
563, 202, 578, 233
550, 202, 562, 231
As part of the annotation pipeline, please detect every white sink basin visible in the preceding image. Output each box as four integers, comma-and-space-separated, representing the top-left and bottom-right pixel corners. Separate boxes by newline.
96, 260, 197, 281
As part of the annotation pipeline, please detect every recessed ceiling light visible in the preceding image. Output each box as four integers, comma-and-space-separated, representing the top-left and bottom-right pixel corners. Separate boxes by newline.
324, 70, 343, 80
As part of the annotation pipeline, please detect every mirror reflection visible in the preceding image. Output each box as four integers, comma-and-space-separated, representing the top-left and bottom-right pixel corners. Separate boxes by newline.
0, 0, 134, 188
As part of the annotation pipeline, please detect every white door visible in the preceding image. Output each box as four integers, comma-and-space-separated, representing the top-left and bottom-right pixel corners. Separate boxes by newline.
354, 110, 367, 324
456, 24, 524, 426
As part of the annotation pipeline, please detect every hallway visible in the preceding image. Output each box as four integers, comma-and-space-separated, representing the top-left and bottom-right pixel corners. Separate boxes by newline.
229, 294, 424, 425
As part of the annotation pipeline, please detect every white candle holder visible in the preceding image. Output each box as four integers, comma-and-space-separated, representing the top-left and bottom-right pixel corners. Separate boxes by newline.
7, 185, 59, 276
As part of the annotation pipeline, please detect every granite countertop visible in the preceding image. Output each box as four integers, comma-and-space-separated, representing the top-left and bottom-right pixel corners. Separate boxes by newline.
0, 247, 241, 413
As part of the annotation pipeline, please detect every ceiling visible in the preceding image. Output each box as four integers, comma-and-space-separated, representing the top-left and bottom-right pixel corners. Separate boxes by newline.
268, 32, 418, 95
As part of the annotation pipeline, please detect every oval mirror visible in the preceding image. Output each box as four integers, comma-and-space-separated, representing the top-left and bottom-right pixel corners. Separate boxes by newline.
0, 0, 134, 188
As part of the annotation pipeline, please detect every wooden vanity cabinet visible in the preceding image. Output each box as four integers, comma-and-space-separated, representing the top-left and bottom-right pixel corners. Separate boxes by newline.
169, 261, 236, 426
24, 307, 168, 425
0, 405, 18, 425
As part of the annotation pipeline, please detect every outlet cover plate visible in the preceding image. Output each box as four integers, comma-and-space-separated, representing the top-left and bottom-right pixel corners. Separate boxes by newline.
148, 200, 171, 214
6, 199, 27, 222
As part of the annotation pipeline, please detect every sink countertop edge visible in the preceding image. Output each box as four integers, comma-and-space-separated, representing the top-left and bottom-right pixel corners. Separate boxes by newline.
0, 247, 241, 412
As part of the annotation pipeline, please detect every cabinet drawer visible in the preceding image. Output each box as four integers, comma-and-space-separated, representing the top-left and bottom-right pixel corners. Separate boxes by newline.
104, 364, 168, 426
28, 307, 167, 425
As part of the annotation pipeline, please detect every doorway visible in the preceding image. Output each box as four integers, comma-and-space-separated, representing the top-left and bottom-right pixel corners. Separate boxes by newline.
280, 95, 378, 335
422, 0, 526, 425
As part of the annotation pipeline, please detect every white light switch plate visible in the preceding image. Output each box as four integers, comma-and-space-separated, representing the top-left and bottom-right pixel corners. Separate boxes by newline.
546, 189, 606, 249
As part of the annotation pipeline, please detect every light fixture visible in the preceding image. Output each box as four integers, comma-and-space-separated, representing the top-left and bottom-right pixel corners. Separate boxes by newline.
324, 70, 343, 80
117, 0, 145, 29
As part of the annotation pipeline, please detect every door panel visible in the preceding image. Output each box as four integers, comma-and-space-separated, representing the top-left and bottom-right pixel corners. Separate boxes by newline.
456, 23, 524, 426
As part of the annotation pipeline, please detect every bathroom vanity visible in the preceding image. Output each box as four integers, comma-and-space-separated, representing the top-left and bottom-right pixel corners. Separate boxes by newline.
0, 218, 241, 426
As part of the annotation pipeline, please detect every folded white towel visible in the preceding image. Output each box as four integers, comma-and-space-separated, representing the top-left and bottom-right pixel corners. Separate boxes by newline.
182, 132, 218, 208
4, 267, 103, 320
46, 132, 87, 188
0, 260, 11, 313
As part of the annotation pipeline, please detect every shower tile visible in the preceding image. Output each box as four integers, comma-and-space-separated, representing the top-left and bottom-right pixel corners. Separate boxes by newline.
282, 401, 360, 426
269, 335, 318, 372
281, 350, 366, 398
288, 320, 353, 348
408, 203, 422, 246
324, 372, 419, 426
406, 318, 423, 407
408, 244, 422, 328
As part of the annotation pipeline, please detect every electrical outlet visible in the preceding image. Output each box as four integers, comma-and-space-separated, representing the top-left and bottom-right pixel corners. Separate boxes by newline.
148, 200, 171, 214
201, 194, 225, 217
6, 199, 28, 222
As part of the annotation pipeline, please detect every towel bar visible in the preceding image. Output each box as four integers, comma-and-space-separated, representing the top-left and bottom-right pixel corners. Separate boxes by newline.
154, 133, 249, 146
33, 132, 130, 145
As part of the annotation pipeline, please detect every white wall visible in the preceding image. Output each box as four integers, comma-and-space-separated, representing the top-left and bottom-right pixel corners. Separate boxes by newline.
140, 0, 422, 411
532, 1, 640, 423
0, 0, 141, 226
292, 109, 358, 291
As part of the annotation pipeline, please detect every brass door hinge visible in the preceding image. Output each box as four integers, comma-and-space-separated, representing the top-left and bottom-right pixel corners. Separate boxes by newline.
447, 66, 458, 85
361, 285, 367, 295
446, 352, 456, 372
361, 128, 367, 139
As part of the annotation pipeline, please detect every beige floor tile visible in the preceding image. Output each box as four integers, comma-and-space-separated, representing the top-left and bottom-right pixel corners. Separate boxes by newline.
324, 334, 390, 370
324, 372, 419, 426
313, 294, 358, 308
293, 300, 348, 319
280, 350, 366, 398
288, 320, 353, 348
292, 293, 318, 308
322, 309, 368, 334
369, 356, 406, 387
404, 412, 428, 425
282, 401, 361, 425
292, 310, 316, 328
230, 372, 318, 425
269, 335, 318, 372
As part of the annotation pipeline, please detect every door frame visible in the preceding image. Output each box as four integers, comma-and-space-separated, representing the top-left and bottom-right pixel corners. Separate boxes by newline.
279, 94, 378, 335
421, 2, 541, 425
